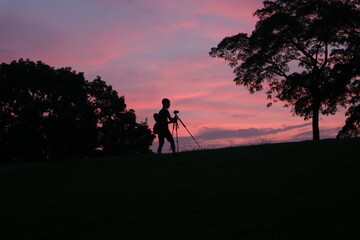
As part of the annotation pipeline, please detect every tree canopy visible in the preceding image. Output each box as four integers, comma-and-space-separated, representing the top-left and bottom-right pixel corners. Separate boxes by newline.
0, 59, 155, 162
210, 0, 360, 140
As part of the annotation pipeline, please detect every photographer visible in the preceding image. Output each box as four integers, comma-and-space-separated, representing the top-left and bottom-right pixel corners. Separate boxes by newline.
156, 98, 177, 154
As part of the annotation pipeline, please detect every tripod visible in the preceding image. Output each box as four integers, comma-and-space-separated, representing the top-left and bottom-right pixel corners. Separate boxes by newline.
172, 113, 201, 152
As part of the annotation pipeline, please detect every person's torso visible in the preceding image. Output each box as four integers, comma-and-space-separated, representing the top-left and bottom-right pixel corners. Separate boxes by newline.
158, 108, 169, 128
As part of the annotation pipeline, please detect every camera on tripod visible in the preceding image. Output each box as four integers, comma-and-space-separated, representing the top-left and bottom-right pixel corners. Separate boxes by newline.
173, 110, 179, 114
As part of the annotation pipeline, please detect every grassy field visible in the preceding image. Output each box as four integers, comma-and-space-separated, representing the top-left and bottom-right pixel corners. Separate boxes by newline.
1, 138, 360, 240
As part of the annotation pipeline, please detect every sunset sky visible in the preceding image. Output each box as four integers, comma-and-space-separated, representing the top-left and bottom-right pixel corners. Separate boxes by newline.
0, 0, 347, 151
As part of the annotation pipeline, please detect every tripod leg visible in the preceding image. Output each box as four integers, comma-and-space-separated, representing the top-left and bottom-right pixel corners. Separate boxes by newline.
176, 116, 201, 148
172, 121, 179, 153
172, 121, 176, 136
176, 121, 179, 152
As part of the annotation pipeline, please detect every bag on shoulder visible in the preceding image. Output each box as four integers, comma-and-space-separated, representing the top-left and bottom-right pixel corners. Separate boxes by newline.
153, 113, 159, 134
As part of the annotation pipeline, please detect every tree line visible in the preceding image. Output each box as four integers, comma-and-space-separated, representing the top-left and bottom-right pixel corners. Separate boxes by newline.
0, 59, 155, 162
210, 0, 360, 139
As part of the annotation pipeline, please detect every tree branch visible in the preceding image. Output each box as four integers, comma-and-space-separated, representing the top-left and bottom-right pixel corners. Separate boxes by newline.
320, 42, 329, 71
265, 60, 289, 79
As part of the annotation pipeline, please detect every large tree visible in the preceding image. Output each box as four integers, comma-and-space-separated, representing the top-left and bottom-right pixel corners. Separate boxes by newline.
0, 59, 155, 161
0, 59, 97, 160
210, 0, 360, 140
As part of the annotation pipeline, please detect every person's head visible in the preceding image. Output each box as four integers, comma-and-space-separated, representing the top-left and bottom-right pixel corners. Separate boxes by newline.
162, 98, 170, 109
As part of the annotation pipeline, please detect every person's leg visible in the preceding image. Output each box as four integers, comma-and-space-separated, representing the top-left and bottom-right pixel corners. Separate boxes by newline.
157, 134, 165, 154
165, 130, 176, 154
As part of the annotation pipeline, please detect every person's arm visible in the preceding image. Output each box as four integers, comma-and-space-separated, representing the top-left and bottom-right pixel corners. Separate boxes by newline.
166, 110, 176, 123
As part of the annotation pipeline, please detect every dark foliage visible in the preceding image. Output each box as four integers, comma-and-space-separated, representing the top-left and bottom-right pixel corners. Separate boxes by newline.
0, 59, 155, 161
337, 104, 360, 138
210, 0, 360, 140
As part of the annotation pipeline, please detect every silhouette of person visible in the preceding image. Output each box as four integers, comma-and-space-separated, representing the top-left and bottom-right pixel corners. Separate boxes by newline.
156, 98, 176, 154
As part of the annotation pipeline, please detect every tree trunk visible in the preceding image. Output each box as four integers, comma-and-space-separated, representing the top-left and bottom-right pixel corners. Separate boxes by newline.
312, 105, 320, 141
311, 73, 321, 141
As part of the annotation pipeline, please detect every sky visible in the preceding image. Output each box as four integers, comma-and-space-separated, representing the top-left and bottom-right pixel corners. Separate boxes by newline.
0, 0, 347, 151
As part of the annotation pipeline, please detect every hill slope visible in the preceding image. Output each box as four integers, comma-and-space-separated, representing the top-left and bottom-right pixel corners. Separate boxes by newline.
1, 138, 360, 239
